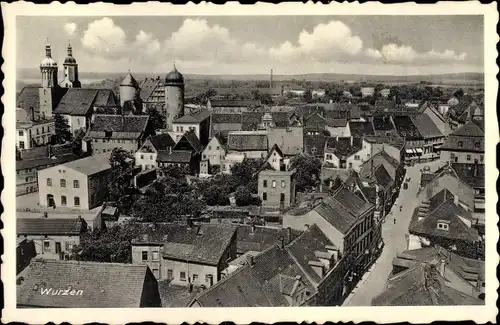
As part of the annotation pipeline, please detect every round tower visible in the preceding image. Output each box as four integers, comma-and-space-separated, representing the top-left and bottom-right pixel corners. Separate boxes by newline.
120, 71, 140, 107
164, 63, 185, 130
40, 43, 58, 88
60, 42, 81, 88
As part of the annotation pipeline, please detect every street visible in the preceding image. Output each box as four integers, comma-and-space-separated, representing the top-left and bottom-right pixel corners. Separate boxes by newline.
343, 160, 444, 306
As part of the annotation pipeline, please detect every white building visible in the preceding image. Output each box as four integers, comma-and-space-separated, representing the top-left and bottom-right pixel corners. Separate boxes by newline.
16, 108, 54, 150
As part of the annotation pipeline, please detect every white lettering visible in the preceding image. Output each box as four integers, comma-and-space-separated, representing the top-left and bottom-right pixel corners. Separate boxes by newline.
40, 288, 51, 295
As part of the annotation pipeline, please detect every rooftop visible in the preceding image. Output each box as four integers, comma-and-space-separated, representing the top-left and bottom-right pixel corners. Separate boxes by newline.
17, 217, 86, 235
58, 152, 112, 176
227, 131, 268, 151
173, 109, 210, 124
210, 99, 261, 108
411, 114, 443, 139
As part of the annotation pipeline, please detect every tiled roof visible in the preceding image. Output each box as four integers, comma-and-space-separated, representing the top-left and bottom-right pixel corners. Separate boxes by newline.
16, 154, 79, 171
371, 264, 483, 306
60, 152, 112, 176
286, 224, 337, 283
392, 115, 422, 140
325, 118, 347, 128
140, 78, 162, 101
359, 150, 400, 178
267, 127, 303, 156
349, 121, 375, 137
410, 114, 443, 139
156, 150, 192, 163
324, 137, 362, 157
173, 109, 210, 124
54, 88, 98, 115
227, 132, 268, 151
148, 133, 175, 151
304, 111, 326, 131
211, 113, 242, 124
236, 225, 301, 255
173, 131, 203, 153
271, 112, 292, 127
162, 224, 237, 265
94, 89, 119, 107
241, 112, 263, 131
90, 114, 150, 134
17, 87, 40, 115
372, 116, 395, 131
314, 196, 359, 235
120, 73, 140, 88
364, 135, 406, 150
441, 121, 484, 152
17, 217, 86, 235
210, 99, 261, 107
333, 186, 374, 217
17, 260, 158, 307
373, 164, 393, 188
303, 134, 326, 157
451, 163, 484, 189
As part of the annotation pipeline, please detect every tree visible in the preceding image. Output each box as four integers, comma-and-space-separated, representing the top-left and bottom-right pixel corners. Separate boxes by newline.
235, 186, 252, 206
108, 148, 136, 214
146, 106, 166, 131
290, 154, 322, 193
231, 158, 265, 193
303, 89, 313, 103
53, 113, 73, 144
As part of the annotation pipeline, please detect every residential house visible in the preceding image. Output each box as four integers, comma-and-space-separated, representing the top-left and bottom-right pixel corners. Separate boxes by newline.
220, 153, 245, 174
16, 210, 105, 232
379, 88, 391, 98
16, 215, 87, 260
84, 114, 152, 155
235, 224, 301, 257
17, 239, 37, 275
171, 109, 211, 145
372, 259, 483, 306
304, 110, 326, 135
157, 150, 199, 176
323, 137, 364, 171
17, 259, 162, 307
207, 99, 262, 113
16, 108, 54, 150
303, 134, 327, 158
361, 87, 375, 97
54, 88, 119, 134
201, 134, 227, 168
266, 144, 288, 171
371, 115, 397, 137
448, 96, 481, 128
393, 115, 425, 161
409, 188, 481, 258
37, 153, 112, 210
449, 163, 485, 214
410, 114, 445, 161
227, 131, 268, 159
267, 126, 304, 157
210, 113, 242, 137
359, 149, 404, 192
189, 224, 344, 307
363, 135, 406, 164
348, 121, 375, 138
358, 163, 394, 218
419, 101, 452, 137
283, 187, 378, 295
440, 120, 484, 165
258, 169, 295, 209
325, 119, 350, 138
16, 145, 79, 196
135, 133, 176, 171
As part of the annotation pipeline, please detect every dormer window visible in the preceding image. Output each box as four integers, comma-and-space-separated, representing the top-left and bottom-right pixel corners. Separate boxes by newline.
437, 220, 450, 231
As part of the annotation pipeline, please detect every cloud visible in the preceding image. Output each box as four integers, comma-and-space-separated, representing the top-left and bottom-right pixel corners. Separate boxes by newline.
81, 17, 127, 59
64, 22, 77, 37
132, 30, 161, 61
374, 43, 467, 65
270, 21, 363, 63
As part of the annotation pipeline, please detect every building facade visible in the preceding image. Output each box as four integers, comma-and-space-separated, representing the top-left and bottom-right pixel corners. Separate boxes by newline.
258, 170, 295, 209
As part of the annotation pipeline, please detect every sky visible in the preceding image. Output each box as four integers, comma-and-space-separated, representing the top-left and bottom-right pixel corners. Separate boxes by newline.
16, 15, 484, 76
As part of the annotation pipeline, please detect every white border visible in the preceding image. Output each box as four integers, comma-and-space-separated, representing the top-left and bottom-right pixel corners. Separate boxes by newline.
1, 2, 498, 323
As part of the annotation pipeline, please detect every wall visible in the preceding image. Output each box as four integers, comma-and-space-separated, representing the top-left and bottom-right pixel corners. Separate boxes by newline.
63, 114, 87, 135
283, 210, 345, 253
258, 173, 294, 208
440, 150, 484, 165
172, 123, 199, 142
165, 85, 184, 130
17, 168, 39, 196
136, 151, 158, 170
202, 138, 225, 166
120, 85, 136, 107
324, 152, 340, 168
87, 171, 110, 210
17, 234, 80, 257
347, 141, 372, 172
16, 127, 31, 150
92, 138, 139, 155
326, 124, 351, 138
132, 244, 163, 279
161, 258, 218, 287
238, 150, 267, 159
266, 150, 283, 171
38, 166, 90, 210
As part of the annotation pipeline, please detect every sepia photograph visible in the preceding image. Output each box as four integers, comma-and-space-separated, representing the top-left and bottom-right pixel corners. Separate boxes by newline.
1, 2, 498, 324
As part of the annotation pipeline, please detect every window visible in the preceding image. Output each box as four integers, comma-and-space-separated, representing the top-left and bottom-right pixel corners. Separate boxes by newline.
458, 141, 463, 148
61, 196, 67, 206
74, 196, 80, 206
180, 127, 184, 132
152, 251, 159, 261
142, 251, 148, 261
73, 180, 79, 188
205, 274, 213, 285
480, 155, 484, 162
19, 130, 24, 136
19, 141, 25, 149
150, 155, 153, 160
167, 269, 173, 279
152, 269, 159, 278
140, 154, 144, 160
180, 271, 186, 281
348, 162, 353, 169
203, 154, 207, 159
60, 179, 66, 187
466, 155, 471, 161
192, 274, 198, 282
474, 142, 480, 148
36, 128, 40, 135
437, 222, 449, 231
354, 155, 360, 160
42, 126, 45, 133
263, 192, 267, 201
43, 241, 51, 252
208, 146, 212, 150
326, 154, 332, 160
216, 146, 220, 150
272, 180, 276, 188
263, 180, 268, 188
46, 178, 52, 186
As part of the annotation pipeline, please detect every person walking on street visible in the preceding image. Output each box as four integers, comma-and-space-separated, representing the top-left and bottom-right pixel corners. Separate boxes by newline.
393, 217, 396, 224
400, 205, 403, 212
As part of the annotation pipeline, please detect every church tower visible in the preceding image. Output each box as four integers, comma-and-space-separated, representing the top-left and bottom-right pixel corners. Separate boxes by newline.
39, 42, 59, 119
164, 63, 185, 130
60, 42, 81, 88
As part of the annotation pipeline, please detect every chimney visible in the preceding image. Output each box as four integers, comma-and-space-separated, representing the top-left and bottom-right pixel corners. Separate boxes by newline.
246, 254, 255, 267
30, 107, 36, 122
169, 146, 172, 154
270, 69, 273, 89
43, 212, 48, 218
304, 224, 310, 229
251, 224, 256, 234
453, 194, 459, 206
279, 236, 285, 249
439, 259, 446, 277
187, 218, 193, 229
350, 136, 353, 146
287, 227, 292, 244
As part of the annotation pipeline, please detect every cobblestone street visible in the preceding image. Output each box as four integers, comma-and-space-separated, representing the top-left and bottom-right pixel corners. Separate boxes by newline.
343, 160, 444, 306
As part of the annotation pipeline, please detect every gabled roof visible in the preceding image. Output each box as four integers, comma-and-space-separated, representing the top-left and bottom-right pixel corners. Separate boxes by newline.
451, 163, 484, 189
364, 135, 405, 150
91, 114, 149, 133
372, 116, 395, 131
17, 260, 157, 307
303, 134, 326, 157
325, 118, 348, 128
236, 225, 301, 255
17, 217, 86, 235
392, 115, 422, 140
173, 131, 203, 153
173, 109, 210, 124
266, 143, 284, 160
54, 88, 98, 115
59, 152, 112, 176
162, 224, 237, 265
210, 99, 261, 107
304, 111, 326, 131
94, 89, 119, 107
140, 78, 162, 101
324, 137, 362, 158
267, 126, 303, 156
241, 112, 263, 131
17, 87, 40, 114
359, 149, 400, 178
411, 114, 443, 139
227, 131, 268, 151
349, 121, 375, 137
147, 133, 175, 151
441, 121, 484, 152
373, 164, 393, 188
211, 113, 242, 124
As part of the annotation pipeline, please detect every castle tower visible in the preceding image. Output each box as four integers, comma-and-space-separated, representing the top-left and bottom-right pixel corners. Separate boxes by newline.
120, 71, 140, 108
39, 42, 59, 119
164, 63, 185, 130
60, 42, 81, 88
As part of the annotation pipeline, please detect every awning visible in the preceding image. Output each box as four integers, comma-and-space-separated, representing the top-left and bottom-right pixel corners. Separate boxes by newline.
415, 148, 423, 154
405, 149, 413, 154
475, 202, 485, 210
